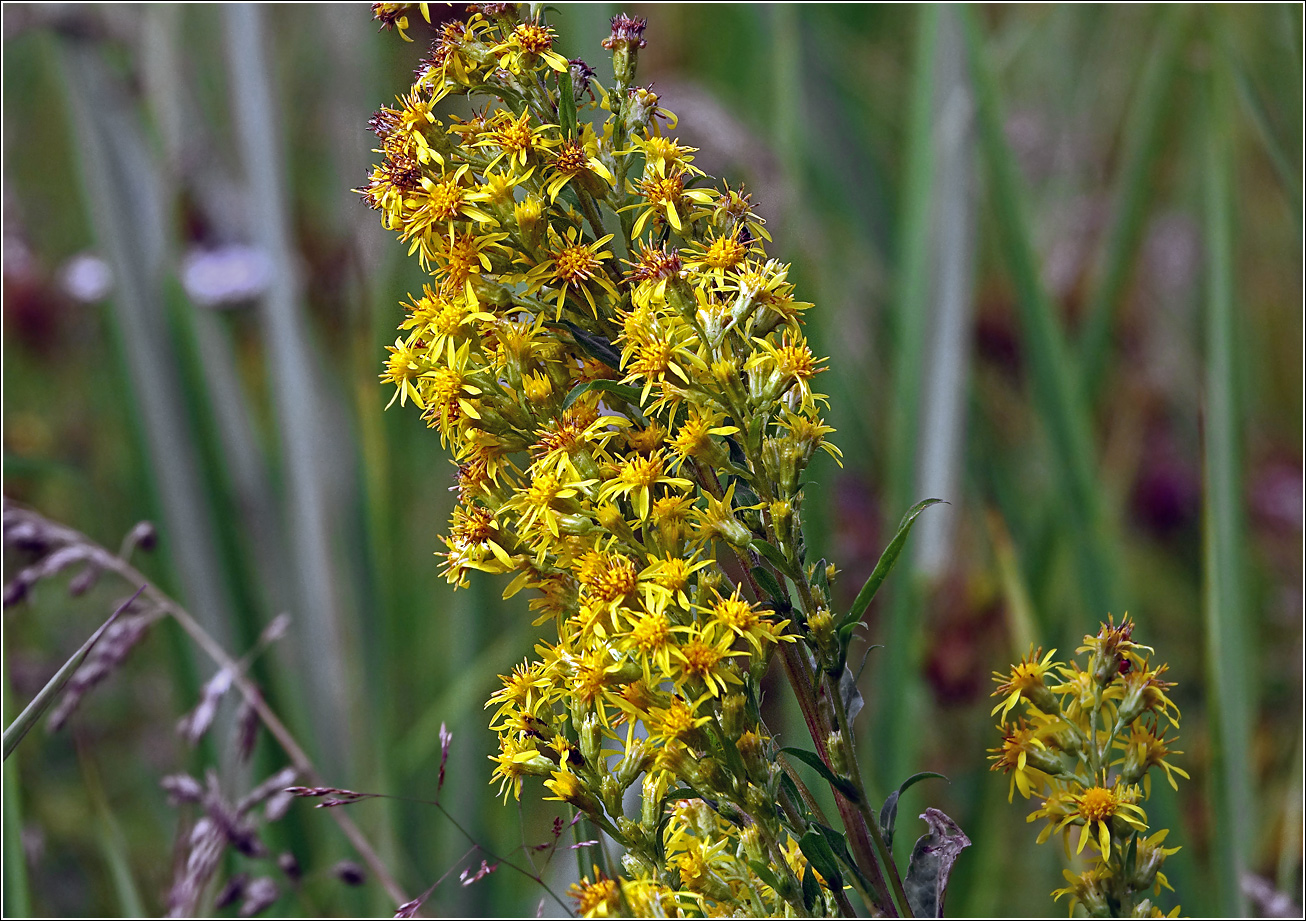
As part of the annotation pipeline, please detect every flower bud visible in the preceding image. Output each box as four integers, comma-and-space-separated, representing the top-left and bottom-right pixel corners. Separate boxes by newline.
721, 693, 747, 740
807, 608, 837, 658
600, 775, 623, 815
740, 825, 765, 863
602, 14, 647, 87
580, 713, 601, 766
827, 731, 851, 778
737, 730, 768, 782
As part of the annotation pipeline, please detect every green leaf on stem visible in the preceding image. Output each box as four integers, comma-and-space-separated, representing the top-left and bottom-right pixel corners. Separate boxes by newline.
811, 557, 830, 597
750, 566, 786, 605
815, 822, 874, 893
748, 860, 784, 894
557, 68, 578, 140
780, 747, 860, 803
879, 771, 948, 850
749, 539, 799, 581
837, 668, 864, 725
561, 379, 646, 414
3, 586, 145, 761
840, 498, 944, 630
798, 830, 843, 891
553, 320, 624, 369
801, 863, 819, 910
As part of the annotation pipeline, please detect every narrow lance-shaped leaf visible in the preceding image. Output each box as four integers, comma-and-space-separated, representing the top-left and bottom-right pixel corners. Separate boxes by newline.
798, 830, 844, 892
3, 586, 146, 761
904, 807, 971, 918
561, 379, 646, 413
750, 539, 800, 581
841, 498, 944, 630
557, 68, 578, 140
879, 772, 948, 850
750, 566, 786, 606
779, 747, 860, 802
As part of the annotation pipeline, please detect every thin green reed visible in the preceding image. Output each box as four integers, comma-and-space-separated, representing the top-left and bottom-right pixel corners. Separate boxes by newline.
57, 36, 239, 660
874, 6, 939, 798
960, 6, 1121, 638
223, 5, 361, 781
1201, 43, 1255, 918
1078, 7, 1189, 401
2, 659, 31, 918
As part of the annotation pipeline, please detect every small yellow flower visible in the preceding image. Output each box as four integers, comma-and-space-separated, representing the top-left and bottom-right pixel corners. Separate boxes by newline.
492, 21, 570, 74
521, 227, 618, 319
991, 645, 1063, 722
569, 867, 623, 918
1052, 782, 1149, 856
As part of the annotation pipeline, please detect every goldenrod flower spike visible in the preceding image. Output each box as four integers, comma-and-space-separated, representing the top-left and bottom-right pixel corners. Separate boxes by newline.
992, 620, 1185, 916
366, 7, 919, 917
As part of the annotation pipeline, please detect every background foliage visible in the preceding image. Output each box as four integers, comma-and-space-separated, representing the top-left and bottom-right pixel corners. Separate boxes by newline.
3, 4, 1301, 916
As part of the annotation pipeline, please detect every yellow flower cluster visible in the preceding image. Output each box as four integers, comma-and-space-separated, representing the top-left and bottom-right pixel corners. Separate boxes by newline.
989, 617, 1188, 917
366, 6, 844, 916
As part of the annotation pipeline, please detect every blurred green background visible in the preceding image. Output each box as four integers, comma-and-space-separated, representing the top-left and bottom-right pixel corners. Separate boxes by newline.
3, 4, 1301, 917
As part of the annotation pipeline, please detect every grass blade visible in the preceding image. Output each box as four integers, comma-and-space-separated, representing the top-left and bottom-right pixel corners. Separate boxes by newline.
3, 586, 145, 761
872, 6, 941, 793
223, 5, 357, 777
961, 6, 1119, 632
2, 658, 31, 916
57, 39, 237, 652
1201, 55, 1254, 918
1078, 7, 1188, 398
80, 744, 147, 917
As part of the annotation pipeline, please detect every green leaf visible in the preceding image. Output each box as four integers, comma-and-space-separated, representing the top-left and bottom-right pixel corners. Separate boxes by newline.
560, 379, 645, 413
748, 860, 783, 894
841, 498, 944, 629
779, 747, 860, 803
557, 68, 578, 139
879, 771, 948, 850
798, 831, 843, 891
815, 822, 873, 893
749, 539, 799, 581
836, 667, 864, 725
904, 807, 971, 918
554, 320, 624, 369
811, 557, 830, 597
750, 566, 786, 605
3, 586, 144, 761
800, 863, 819, 911
779, 772, 810, 821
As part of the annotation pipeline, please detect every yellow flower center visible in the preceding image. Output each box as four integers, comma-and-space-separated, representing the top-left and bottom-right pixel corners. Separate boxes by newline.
424, 177, 465, 222
702, 234, 747, 270
433, 232, 481, 287
631, 613, 671, 654
629, 244, 682, 283
513, 23, 555, 54
553, 139, 589, 175
618, 453, 664, 490
631, 339, 675, 377
713, 595, 758, 631
1078, 786, 1118, 823
571, 877, 620, 916
581, 552, 638, 603
493, 113, 535, 154
657, 698, 698, 740
639, 172, 685, 206
774, 342, 820, 381
553, 244, 603, 286
651, 558, 691, 593
680, 640, 723, 679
